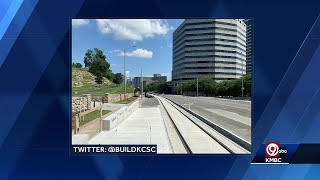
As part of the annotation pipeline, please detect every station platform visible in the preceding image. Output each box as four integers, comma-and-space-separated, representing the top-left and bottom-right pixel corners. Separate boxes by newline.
89, 106, 172, 153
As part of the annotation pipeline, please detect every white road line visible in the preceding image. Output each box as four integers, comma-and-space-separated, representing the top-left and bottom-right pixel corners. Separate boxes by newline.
204, 108, 251, 126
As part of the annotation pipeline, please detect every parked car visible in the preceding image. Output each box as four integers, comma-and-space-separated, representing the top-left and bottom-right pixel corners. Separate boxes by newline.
145, 92, 153, 98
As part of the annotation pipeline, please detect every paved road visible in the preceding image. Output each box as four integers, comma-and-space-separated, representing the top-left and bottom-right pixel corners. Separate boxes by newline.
164, 95, 251, 142
141, 97, 159, 107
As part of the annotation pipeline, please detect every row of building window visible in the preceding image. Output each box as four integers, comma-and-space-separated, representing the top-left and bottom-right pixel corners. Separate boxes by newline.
173, 71, 244, 77
173, 66, 245, 72
173, 61, 245, 70
173, 43, 246, 54
178, 20, 236, 28
174, 38, 246, 51
173, 55, 246, 64
173, 61, 245, 68
174, 60, 238, 65
174, 21, 246, 37
173, 49, 245, 59
178, 27, 246, 39
172, 77, 238, 81
173, 32, 246, 45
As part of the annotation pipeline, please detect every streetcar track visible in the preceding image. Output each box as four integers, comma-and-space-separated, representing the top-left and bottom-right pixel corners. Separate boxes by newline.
158, 98, 193, 154
158, 96, 237, 154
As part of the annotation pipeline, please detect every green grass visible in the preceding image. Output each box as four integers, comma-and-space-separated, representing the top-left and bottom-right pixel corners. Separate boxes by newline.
114, 96, 138, 104
91, 84, 134, 96
72, 84, 112, 95
72, 68, 114, 95
80, 110, 110, 126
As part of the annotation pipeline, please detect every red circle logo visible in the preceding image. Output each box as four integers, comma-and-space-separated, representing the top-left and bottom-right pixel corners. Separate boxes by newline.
266, 143, 279, 157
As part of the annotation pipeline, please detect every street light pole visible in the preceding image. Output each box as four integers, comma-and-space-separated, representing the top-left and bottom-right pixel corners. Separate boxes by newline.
242, 66, 244, 98
180, 75, 182, 95
241, 51, 245, 98
124, 49, 126, 98
141, 67, 143, 99
176, 82, 178, 95
123, 46, 136, 99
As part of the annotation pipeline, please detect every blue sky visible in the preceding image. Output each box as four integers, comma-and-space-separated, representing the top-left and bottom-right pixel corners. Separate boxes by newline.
72, 19, 184, 81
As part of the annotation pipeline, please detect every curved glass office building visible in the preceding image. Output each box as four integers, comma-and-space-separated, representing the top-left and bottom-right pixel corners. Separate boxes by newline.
172, 19, 247, 82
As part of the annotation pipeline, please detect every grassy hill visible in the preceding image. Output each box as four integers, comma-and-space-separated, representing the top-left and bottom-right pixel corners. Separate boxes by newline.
72, 68, 134, 96
72, 68, 114, 94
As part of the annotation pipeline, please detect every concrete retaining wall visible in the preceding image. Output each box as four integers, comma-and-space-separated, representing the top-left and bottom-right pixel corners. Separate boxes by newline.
72, 134, 89, 144
102, 101, 139, 130
101, 93, 134, 103
72, 94, 91, 113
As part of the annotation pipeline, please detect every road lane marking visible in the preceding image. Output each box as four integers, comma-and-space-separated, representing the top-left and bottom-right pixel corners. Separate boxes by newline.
204, 108, 251, 126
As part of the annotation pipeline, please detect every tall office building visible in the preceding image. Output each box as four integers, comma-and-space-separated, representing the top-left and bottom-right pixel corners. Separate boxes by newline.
244, 19, 252, 74
172, 19, 247, 82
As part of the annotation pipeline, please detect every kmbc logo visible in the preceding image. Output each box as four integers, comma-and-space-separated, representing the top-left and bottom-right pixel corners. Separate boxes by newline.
266, 142, 280, 157
265, 142, 287, 163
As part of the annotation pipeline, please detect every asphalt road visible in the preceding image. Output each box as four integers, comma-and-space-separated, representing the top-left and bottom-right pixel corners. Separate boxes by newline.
164, 95, 251, 142
141, 96, 160, 107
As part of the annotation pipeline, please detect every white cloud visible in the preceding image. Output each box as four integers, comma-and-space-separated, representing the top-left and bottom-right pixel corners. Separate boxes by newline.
119, 48, 153, 58
72, 19, 89, 27
111, 63, 117, 66
96, 19, 173, 41
109, 49, 121, 54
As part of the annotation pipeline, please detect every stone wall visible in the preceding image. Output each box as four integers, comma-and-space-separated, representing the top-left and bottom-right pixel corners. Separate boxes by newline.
72, 94, 91, 113
101, 93, 134, 103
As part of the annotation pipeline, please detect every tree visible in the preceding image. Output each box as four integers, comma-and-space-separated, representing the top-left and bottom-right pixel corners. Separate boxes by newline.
72, 62, 82, 68
198, 77, 217, 96
95, 76, 103, 86
84, 49, 94, 68
171, 75, 251, 97
83, 48, 113, 86
227, 79, 241, 97
113, 73, 123, 85
157, 82, 171, 93
89, 58, 108, 79
244, 74, 251, 96
105, 69, 114, 82
84, 48, 110, 71
216, 81, 229, 96
83, 48, 122, 86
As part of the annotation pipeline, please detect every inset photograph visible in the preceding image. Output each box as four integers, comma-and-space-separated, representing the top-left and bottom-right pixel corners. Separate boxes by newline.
71, 19, 252, 154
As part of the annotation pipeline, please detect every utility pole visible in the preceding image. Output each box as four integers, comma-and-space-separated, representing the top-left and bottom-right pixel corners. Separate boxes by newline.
141, 67, 143, 100
176, 82, 178, 95
197, 78, 199, 97
180, 75, 182, 95
241, 51, 245, 98
124, 49, 126, 99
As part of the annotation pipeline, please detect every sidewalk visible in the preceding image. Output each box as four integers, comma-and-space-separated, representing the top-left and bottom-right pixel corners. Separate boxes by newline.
89, 107, 172, 153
